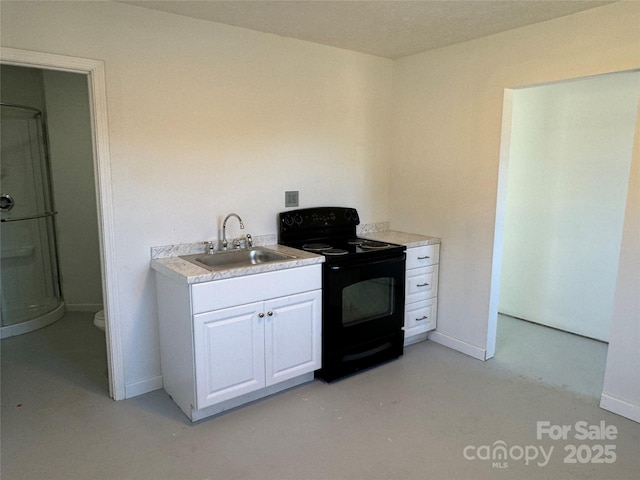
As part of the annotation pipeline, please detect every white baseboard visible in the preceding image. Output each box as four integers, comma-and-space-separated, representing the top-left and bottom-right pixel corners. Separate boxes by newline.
65, 303, 103, 312
124, 376, 163, 399
427, 331, 487, 360
600, 393, 640, 423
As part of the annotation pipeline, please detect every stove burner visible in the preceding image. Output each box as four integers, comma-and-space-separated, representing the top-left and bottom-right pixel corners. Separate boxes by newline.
323, 248, 349, 256
360, 240, 391, 250
303, 243, 331, 251
347, 239, 363, 245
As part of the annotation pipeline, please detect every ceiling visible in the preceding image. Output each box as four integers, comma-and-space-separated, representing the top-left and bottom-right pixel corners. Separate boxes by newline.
121, 1, 615, 59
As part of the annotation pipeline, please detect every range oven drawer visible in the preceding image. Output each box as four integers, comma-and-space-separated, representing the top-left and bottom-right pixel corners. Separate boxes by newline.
405, 264, 439, 303
318, 330, 404, 382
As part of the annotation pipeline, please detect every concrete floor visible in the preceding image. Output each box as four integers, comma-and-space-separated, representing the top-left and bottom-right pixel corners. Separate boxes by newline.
1, 311, 638, 480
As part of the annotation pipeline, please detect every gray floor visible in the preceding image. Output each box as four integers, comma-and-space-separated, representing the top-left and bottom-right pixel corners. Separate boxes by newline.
1, 312, 638, 480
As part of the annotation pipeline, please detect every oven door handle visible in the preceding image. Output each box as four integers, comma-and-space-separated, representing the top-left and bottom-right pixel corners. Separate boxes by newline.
328, 254, 405, 271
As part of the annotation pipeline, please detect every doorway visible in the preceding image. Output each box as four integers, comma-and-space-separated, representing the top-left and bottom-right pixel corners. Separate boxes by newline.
488, 70, 640, 396
1, 47, 123, 399
1, 65, 103, 328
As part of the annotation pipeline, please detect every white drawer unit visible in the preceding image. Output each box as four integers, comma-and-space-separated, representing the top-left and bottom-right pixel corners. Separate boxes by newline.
403, 243, 440, 345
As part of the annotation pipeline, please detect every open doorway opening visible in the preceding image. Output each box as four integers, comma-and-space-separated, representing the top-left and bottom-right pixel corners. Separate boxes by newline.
1, 47, 123, 400
489, 70, 640, 399
1, 64, 108, 391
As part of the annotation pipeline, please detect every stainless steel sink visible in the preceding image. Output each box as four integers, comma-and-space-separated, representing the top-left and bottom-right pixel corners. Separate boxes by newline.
180, 247, 296, 271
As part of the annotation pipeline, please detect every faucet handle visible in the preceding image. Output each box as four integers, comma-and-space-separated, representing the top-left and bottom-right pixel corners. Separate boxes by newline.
246, 234, 253, 248
201, 241, 215, 254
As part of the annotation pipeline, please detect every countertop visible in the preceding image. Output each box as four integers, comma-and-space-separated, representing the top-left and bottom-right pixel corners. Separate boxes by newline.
361, 230, 440, 248
151, 244, 324, 285
151, 228, 439, 285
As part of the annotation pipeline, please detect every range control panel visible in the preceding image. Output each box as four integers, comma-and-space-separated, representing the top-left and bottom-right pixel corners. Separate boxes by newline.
279, 207, 360, 231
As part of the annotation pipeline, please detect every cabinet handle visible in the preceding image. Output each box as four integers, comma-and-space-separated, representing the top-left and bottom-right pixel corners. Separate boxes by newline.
417, 256, 430, 260
267, 311, 273, 316
417, 283, 430, 287
258, 313, 265, 318
416, 316, 428, 321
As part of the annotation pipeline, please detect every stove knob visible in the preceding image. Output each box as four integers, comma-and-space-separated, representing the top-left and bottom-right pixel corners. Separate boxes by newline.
282, 215, 294, 226
294, 214, 303, 225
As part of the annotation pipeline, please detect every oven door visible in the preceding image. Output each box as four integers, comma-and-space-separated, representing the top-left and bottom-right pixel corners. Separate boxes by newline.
323, 253, 406, 349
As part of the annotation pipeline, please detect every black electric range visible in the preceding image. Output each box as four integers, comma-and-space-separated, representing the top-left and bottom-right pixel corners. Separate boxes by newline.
278, 207, 406, 382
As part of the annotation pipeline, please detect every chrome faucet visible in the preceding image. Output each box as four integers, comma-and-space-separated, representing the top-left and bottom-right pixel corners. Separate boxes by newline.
222, 213, 245, 250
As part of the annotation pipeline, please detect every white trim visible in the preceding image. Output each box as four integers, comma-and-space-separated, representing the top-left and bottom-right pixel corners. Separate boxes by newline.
124, 376, 163, 399
600, 393, 640, 423
485, 88, 515, 361
427, 331, 487, 361
1, 47, 125, 400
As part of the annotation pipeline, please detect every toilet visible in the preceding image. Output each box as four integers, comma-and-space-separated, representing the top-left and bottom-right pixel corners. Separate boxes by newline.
93, 309, 106, 332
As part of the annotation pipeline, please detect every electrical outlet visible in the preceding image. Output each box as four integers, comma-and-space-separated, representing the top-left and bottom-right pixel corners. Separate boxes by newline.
285, 191, 299, 207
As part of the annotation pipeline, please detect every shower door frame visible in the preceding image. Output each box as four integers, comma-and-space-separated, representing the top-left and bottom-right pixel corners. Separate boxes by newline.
1, 103, 65, 336
0, 47, 124, 400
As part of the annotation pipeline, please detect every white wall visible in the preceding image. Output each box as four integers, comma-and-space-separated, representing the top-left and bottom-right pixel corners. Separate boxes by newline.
43, 70, 103, 311
391, 2, 640, 420
500, 73, 639, 341
1, 1, 393, 396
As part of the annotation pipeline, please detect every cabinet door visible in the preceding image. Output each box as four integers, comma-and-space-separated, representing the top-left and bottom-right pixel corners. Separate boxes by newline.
264, 290, 321, 386
193, 302, 265, 408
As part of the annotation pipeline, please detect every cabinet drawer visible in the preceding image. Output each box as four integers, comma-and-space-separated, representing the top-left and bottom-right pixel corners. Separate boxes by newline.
406, 244, 440, 269
405, 265, 438, 303
191, 264, 321, 314
404, 297, 437, 332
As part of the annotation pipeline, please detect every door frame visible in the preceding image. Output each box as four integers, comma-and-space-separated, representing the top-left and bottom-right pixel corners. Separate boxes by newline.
1, 47, 124, 400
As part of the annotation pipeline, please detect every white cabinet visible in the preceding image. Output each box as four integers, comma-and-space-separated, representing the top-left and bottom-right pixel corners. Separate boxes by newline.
264, 292, 321, 385
193, 291, 321, 409
155, 264, 322, 421
404, 244, 439, 345
193, 302, 265, 407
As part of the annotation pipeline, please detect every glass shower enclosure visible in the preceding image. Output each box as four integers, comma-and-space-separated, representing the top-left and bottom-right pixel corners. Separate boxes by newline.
1, 103, 64, 338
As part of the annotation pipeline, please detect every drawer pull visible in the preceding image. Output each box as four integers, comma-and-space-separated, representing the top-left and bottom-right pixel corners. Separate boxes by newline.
417, 283, 430, 287
417, 255, 430, 260
416, 316, 428, 321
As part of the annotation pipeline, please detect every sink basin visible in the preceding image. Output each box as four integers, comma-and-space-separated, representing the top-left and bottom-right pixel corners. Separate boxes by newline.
180, 247, 296, 271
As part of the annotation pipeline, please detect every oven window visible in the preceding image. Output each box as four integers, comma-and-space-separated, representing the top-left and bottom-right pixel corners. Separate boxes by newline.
342, 278, 395, 327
